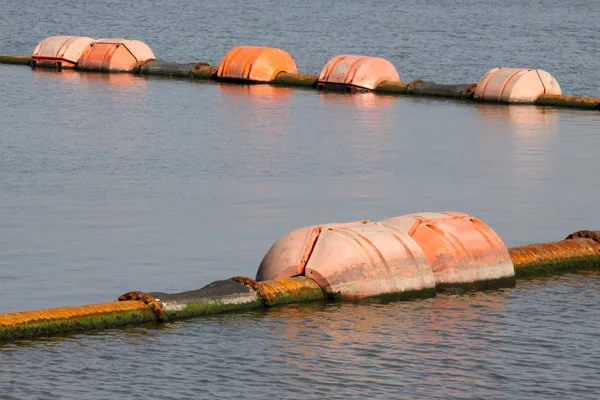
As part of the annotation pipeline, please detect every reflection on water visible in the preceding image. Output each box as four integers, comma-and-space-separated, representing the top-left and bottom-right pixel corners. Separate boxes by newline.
475, 104, 560, 135
318, 91, 395, 110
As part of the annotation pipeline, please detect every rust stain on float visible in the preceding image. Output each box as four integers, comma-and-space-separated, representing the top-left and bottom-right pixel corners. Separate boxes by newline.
0, 301, 147, 327
217, 46, 298, 82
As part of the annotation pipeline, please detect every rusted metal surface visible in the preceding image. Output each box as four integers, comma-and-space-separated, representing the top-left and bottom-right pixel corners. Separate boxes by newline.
230, 276, 324, 305
536, 94, 600, 110
318, 55, 400, 91
118, 291, 164, 318
273, 72, 319, 87
217, 46, 297, 82
474, 67, 561, 103
509, 238, 600, 277
0, 301, 148, 328
566, 230, 600, 243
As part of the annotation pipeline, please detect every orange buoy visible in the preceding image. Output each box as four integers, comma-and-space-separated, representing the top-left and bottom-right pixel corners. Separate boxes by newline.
318, 55, 400, 91
257, 220, 435, 300
217, 46, 298, 82
474, 67, 561, 103
256, 220, 369, 281
77, 38, 155, 72
383, 212, 514, 288
303, 222, 436, 299
31, 36, 95, 69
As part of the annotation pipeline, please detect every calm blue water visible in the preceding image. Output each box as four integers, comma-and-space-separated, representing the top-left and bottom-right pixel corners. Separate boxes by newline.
1, 0, 600, 398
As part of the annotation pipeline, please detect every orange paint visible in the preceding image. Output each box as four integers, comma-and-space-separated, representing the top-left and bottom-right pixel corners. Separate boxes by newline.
77, 39, 155, 72
217, 46, 298, 82
318, 55, 400, 91
32, 36, 95, 69
383, 212, 514, 286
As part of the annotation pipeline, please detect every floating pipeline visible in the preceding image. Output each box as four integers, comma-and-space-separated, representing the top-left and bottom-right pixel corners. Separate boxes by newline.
509, 231, 600, 278
2, 212, 600, 342
0, 277, 324, 341
0, 54, 31, 66
2, 36, 600, 110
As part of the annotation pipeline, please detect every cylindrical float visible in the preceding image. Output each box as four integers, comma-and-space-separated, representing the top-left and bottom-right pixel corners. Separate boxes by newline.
31, 36, 95, 69
217, 46, 298, 83
257, 219, 437, 300
318, 55, 400, 91
77, 38, 155, 72
474, 67, 561, 103
382, 212, 515, 290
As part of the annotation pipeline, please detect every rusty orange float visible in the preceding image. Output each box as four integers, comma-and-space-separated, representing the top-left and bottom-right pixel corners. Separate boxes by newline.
257, 220, 436, 300
217, 46, 298, 82
318, 55, 400, 91
256, 220, 369, 281
31, 36, 95, 69
77, 38, 155, 72
382, 212, 514, 287
474, 67, 562, 103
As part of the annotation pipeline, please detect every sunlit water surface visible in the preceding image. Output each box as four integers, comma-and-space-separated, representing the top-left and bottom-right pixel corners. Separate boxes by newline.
1, 1, 600, 398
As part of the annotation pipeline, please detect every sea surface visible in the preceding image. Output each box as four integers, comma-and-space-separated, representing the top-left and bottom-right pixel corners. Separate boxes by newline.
1, 1, 600, 399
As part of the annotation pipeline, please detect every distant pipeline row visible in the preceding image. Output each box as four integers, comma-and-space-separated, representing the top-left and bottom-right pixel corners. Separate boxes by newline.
1, 210, 600, 341
0, 35, 599, 110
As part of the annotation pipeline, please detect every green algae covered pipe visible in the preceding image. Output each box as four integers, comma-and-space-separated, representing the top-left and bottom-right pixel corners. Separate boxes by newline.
535, 94, 600, 110
508, 232, 600, 278
0, 55, 30, 66
3, 232, 600, 342
0, 277, 325, 341
273, 72, 319, 88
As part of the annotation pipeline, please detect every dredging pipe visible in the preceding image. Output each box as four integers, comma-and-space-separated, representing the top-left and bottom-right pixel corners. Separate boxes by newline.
1, 223, 599, 342
2, 36, 600, 110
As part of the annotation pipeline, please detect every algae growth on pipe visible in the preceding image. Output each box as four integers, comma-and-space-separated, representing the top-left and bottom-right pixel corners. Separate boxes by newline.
2, 34, 600, 110
2, 209, 600, 342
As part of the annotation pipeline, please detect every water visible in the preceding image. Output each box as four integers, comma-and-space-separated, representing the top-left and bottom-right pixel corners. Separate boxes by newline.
1, 1, 600, 398
1, 0, 599, 96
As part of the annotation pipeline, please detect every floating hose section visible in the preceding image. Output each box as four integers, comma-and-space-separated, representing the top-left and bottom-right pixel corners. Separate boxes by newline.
508, 233, 600, 278
0, 301, 156, 341
229, 276, 325, 306
3, 227, 600, 341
